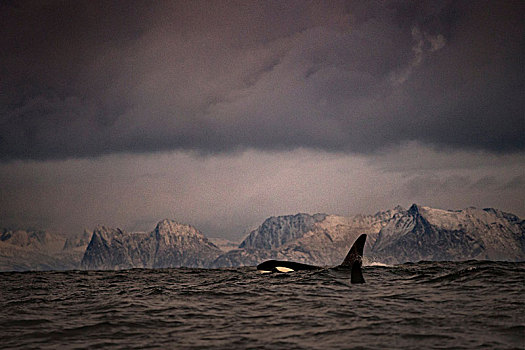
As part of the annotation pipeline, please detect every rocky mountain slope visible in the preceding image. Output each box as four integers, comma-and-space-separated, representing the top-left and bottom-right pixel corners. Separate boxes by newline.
80, 219, 222, 270
211, 209, 397, 267
2, 205, 523, 271
212, 205, 524, 266
239, 213, 328, 250
370, 205, 525, 264
208, 237, 239, 252
0, 228, 89, 271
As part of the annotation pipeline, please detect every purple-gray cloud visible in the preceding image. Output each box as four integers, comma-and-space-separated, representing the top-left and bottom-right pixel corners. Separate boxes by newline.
0, 147, 523, 239
1, 0, 523, 161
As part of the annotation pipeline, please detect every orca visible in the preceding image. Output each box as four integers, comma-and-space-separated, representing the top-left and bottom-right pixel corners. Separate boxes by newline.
256, 234, 367, 283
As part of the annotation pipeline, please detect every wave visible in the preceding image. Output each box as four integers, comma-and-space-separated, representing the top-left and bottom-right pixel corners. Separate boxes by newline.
1, 261, 523, 350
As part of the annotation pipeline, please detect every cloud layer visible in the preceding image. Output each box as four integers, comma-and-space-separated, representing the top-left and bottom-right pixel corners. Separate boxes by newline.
1, 146, 523, 239
1, 0, 523, 160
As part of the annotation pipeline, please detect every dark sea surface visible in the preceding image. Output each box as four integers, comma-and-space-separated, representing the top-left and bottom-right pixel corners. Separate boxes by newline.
1, 261, 524, 350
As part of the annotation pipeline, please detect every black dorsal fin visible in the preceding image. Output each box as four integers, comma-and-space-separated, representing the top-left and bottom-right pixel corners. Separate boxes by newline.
339, 234, 367, 283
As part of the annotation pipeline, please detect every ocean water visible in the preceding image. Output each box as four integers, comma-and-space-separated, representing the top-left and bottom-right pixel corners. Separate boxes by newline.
1, 261, 523, 350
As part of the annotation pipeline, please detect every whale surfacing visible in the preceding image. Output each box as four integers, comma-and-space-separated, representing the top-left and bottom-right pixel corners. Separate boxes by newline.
256, 234, 367, 284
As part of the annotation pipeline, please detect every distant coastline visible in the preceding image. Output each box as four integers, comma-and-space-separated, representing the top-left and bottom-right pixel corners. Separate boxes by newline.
1, 204, 524, 272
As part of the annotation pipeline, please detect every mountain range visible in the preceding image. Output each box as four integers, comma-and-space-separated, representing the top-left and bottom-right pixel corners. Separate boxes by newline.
80, 220, 222, 270
0, 228, 90, 271
1, 204, 523, 271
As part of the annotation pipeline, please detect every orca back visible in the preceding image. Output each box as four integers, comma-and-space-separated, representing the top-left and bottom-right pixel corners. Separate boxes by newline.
257, 260, 320, 272
256, 234, 367, 283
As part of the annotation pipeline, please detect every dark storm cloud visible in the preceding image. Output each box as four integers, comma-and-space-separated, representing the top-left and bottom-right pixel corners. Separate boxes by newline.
1, 0, 523, 160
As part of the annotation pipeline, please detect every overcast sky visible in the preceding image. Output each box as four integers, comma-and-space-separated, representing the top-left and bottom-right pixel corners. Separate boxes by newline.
1, 1, 523, 240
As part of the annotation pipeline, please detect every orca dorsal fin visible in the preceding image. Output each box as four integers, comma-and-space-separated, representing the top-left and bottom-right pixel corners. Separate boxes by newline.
339, 234, 367, 283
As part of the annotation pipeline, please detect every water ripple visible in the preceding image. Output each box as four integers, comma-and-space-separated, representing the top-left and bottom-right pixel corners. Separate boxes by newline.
0, 261, 524, 349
